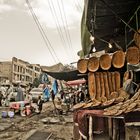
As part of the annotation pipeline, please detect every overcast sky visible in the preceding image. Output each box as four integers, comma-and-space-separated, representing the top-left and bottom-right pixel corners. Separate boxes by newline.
0, 0, 84, 66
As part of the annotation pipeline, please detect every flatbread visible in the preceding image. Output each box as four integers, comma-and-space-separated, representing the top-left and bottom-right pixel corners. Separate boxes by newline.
88, 72, 96, 99
102, 99, 115, 107
110, 92, 119, 99
83, 102, 93, 108
88, 57, 99, 72
126, 46, 140, 65
134, 29, 140, 48
77, 59, 88, 73
73, 102, 85, 110
112, 50, 125, 68
115, 97, 124, 103
103, 110, 118, 116
99, 53, 111, 70
114, 110, 123, 116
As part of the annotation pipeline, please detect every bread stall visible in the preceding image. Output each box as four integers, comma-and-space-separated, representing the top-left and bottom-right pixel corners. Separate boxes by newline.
73, 0, 140, 139
74, 27, 140, 140
73, 47, 140, 139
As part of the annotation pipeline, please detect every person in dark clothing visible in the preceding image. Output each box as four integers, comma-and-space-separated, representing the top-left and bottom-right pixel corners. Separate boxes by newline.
60, 90, 65, 100
37, 96, 44, 113
0, 91, 3, 106
50, 89, 55, 101
79, 91, 85, 102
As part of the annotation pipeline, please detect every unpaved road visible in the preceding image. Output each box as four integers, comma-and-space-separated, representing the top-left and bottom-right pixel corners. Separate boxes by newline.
0, 102, 73, 140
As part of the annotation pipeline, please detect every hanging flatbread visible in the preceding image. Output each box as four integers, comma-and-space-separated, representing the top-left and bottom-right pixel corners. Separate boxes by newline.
95, 72, 101, 101
107, 72, 113, 93
100, 72, 105, 97
112, 50, 125, 68
99, 53, 111, 70
88, 56, 99, 72
134, 29, 140, 48
100, 72, 107, 102
77, 59, 88, 73
103, 72, 110, 99
126, 46, 140, 65
114, 71, 121, 91
88, 72, 96, 99
111, 72, 116, 92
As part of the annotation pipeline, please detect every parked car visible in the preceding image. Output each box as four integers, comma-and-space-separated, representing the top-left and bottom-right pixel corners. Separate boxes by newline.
29, 88, 43, 103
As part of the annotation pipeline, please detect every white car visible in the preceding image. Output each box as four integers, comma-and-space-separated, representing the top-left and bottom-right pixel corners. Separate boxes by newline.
29, 88, 43, 102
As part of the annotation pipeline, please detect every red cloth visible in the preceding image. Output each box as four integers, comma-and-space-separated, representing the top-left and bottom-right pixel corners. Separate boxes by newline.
73, 109, 104, 139
10, 101, 29, 110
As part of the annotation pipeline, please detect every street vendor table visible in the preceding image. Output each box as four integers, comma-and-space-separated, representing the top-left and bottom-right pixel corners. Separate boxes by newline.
9, 101, 29, 113
73, 109, 140, 140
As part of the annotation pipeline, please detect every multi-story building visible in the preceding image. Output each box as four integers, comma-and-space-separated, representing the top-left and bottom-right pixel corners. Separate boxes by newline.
0, 61, 12, 83
0, 57, 41, 85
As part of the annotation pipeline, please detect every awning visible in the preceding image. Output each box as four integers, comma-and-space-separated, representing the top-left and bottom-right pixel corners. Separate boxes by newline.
81, 0, 140, 56
45, 70, 87, 81
65, 79, 86, 86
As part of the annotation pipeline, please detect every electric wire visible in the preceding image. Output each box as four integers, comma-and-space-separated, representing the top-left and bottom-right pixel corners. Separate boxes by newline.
48, 0, 69, 53
26, 0, 59, 64
57, 0, 71, 50
26, 0, 58, 63
74, 0, 82, 12
77, 0, 83, 12
58, 0, 76, 56
48, 0, 75, 61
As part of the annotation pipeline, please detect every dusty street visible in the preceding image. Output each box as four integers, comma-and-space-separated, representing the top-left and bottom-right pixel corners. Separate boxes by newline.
0, 102, 73, 140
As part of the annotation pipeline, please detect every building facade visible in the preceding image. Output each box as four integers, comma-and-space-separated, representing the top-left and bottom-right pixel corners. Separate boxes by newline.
0, 57, 41, 85
0, 61, 12, 83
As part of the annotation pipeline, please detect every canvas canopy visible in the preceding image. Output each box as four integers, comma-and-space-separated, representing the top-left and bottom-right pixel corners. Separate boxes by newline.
45, 70, 87, 81
80, 0, 140, 57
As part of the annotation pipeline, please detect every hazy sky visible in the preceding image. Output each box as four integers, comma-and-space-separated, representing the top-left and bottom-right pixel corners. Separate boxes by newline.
0, 0, 84, 66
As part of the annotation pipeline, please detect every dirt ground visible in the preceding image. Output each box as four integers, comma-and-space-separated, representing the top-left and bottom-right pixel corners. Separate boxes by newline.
0, 102, 74, 140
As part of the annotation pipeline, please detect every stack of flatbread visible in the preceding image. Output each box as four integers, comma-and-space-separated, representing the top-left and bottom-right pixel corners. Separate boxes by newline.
103, 89, 140, 116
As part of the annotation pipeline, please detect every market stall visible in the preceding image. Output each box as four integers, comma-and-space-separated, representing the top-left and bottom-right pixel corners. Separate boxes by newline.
73, 0, 140, 139
73, 40, 140, 139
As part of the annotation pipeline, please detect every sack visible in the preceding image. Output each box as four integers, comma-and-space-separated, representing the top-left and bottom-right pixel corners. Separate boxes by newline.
123, 70, 138, 95
123, 79, 135, 95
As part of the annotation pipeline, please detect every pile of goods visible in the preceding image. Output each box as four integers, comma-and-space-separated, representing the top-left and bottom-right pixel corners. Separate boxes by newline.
77, 50, 126, 73
103, 89, 140, 116
74, 29, 140, 116
77, 46, 140, 74
73, 71, 131, 110
77, 28, 140, 74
